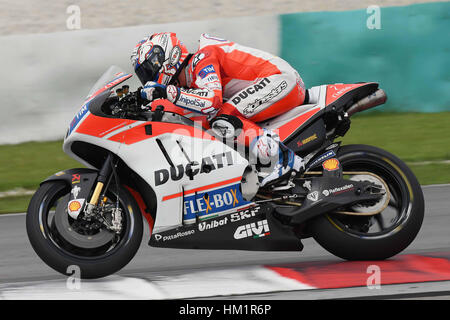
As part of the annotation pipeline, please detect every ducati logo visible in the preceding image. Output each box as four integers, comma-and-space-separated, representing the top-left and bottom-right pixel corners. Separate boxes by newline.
155, 151, 234, 186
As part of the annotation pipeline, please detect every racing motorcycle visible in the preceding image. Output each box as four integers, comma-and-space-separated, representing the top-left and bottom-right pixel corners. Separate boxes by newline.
26, 66, 424, 279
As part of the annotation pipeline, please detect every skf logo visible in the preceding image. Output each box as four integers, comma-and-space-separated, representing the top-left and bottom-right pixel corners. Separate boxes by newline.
234, 219, 270, 240
230, 206, 260, 222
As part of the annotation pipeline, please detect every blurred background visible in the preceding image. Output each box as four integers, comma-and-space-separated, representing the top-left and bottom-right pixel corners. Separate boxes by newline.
0, 0, 449, 213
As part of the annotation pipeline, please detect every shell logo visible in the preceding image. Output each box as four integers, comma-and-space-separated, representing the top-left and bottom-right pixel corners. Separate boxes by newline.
68, 201, 81, 212
322, 158, 340, 171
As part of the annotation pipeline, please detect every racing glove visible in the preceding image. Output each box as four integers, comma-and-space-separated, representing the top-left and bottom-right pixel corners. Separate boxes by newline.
141, 82, 218, 116
141, 81, 168, 101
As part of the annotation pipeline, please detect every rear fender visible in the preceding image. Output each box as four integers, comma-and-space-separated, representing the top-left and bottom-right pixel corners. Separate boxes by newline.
305, 142, 342, 171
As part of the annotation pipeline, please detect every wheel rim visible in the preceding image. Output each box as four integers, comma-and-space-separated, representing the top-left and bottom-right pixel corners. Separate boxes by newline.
38, 184, 136, 260
326, 151, 414, 239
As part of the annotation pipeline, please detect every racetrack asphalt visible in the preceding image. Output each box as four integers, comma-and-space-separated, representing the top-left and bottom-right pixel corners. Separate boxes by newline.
0, 184, 449, 299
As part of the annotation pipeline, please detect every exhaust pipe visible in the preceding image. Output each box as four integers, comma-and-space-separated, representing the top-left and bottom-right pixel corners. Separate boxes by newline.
347, 89, 387, 116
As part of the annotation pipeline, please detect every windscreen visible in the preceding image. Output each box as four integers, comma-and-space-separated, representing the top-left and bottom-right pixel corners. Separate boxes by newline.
85, 66, 132, 102
66, 66, 132, 137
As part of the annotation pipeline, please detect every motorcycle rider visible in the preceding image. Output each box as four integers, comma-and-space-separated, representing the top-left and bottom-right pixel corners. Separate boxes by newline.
130, 32, 307, 187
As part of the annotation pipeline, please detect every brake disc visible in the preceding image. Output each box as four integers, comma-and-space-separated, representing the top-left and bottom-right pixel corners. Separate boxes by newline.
346, 172, 391, 216
54, 194, 115, 249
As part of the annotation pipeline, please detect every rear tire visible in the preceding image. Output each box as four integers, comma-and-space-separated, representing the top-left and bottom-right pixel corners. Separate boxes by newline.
26, 181, 143, 279
309, 144, 424, 260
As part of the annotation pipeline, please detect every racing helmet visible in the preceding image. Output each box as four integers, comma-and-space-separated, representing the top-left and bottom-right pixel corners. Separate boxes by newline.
131, 32, 190, 86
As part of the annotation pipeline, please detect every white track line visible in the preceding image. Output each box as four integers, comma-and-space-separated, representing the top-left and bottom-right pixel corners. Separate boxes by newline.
0, 189, 34, 198
0, 267, 315, 300
0, 276, 165, 300
152, 266, 314, 299
0, 212, 26, 217
407, 160, 450, 165
421, 183, 450, 188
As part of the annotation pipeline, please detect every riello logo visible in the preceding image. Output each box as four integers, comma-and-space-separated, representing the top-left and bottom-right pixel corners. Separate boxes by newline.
233, 219, 270, 240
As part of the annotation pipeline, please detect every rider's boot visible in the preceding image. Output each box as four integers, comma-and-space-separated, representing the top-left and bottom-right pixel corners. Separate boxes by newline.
250, 129, 305, 188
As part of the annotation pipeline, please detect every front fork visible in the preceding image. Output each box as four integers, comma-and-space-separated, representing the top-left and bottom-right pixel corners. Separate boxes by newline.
88, 153, 114, 208
84, 153, 117, 218
84, 153, 122, 233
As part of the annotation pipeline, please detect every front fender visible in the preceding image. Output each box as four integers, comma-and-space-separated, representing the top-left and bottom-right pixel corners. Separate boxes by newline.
42, 168, 154, 234
41, 168, 99, 186
41, 168, 99, 218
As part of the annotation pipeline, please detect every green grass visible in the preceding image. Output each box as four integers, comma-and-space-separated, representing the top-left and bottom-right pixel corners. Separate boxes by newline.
0, 195, 33, 214
0, 140, 81, 192
0, 112, 449, 213
407, 162, 450, 185
340, 112, 450, 162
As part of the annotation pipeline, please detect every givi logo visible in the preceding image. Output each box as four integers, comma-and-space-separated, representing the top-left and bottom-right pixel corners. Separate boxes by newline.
234, 220, 270, 239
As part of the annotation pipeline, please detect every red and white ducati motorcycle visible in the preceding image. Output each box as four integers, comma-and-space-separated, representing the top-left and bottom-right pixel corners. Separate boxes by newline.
26, 66, 424, 279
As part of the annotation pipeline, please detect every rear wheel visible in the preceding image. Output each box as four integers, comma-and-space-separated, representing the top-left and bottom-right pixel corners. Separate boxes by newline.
26, 181, 143, 279
309, 144, 424, 260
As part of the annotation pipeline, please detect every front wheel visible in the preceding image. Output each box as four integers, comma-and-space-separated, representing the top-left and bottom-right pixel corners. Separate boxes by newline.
309, 144, 424, 260
26, 181, 143, 279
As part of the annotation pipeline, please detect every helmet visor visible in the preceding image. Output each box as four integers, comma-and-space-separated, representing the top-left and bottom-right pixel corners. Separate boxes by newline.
135, 45, 165, 85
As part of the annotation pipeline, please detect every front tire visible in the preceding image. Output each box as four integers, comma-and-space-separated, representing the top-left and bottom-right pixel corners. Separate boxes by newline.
26, 181, 143, 279
309, 144, 424, 260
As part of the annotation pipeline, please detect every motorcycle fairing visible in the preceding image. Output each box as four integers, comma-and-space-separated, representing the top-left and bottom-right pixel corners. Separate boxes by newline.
65, 102, 251, 234
67, 72, 132, 137
149, 204, 302, 251
125, 185, 155, 234
325, 82, 378, 107
263, 82, 379, 144
173, 179, 252, 223
260, 104, 323, 142
148, 99, 210, 128
285, 117, 327, 157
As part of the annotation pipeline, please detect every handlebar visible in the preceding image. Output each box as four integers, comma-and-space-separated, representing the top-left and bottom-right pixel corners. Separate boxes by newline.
108, 86, 150, 118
